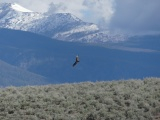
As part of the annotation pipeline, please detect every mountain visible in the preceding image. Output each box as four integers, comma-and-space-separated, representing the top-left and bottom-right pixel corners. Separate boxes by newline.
0, 28, 160, 86
0, 3, 44, 30
0, 3, 125, 43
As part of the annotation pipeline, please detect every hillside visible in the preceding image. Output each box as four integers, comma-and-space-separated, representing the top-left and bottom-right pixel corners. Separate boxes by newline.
0, 78, 159, 120
0, 28, 160, 86
0, 60, 48, 87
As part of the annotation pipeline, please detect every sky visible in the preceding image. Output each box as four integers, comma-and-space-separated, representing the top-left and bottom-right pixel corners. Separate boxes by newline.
1, 0, 160, 35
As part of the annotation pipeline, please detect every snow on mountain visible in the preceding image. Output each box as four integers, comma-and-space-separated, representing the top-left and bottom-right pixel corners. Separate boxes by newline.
0, 3, 126, 43
0, 3, 44, 30
11, 3, 33, 12
0, 3, 32, 12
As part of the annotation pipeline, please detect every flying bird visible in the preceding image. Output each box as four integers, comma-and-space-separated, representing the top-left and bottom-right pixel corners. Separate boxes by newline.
73, 55, 80, 67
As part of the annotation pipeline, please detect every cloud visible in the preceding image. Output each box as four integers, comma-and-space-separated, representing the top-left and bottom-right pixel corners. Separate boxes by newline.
46, 0, 87, 19
45, 0, 115, 28
82, 0, 115, 28
109, 0, 160, 34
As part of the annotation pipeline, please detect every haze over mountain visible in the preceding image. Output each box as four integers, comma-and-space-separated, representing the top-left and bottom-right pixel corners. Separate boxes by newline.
0, 3, 126, 43
0, 28, 160, 86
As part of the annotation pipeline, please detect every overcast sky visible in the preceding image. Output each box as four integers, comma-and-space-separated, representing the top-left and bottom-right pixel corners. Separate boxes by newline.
1, 0, 160, 34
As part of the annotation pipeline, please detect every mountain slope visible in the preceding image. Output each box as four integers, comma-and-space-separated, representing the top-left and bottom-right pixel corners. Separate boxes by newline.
0, 3, 125, 43
0, 28, 160, 86
0, 3, 44, 30
0, 59, 48, 87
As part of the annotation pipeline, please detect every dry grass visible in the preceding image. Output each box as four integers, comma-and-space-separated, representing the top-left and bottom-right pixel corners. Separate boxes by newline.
0, 77, 160, 120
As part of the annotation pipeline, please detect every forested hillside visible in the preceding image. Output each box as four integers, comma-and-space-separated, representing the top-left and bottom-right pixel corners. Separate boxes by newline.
0, 78, 159, 120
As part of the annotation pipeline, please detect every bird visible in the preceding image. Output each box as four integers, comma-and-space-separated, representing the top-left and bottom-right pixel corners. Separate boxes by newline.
72, 55, 80, 67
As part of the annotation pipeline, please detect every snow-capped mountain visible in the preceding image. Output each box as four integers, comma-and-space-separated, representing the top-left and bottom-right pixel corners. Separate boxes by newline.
0, 3, 44, 30
0, 3, 126, 43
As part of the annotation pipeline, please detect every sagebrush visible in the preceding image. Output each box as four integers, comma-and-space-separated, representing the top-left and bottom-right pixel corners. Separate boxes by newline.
0, 77, 160, 120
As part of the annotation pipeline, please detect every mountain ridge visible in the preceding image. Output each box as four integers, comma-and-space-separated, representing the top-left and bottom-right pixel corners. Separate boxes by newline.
0, 2, 126, 43
11, 3, 33, 12
0, 3, 33, 12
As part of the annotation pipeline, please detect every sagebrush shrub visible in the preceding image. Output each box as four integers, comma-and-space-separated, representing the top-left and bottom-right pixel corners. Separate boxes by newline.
0, 78, 159, 120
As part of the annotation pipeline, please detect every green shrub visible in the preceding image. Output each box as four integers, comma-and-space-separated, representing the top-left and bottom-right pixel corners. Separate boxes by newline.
0, 77, 159, 120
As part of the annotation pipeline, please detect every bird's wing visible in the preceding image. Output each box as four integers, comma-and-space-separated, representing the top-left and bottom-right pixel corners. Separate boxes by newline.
73, 61, 77, 67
